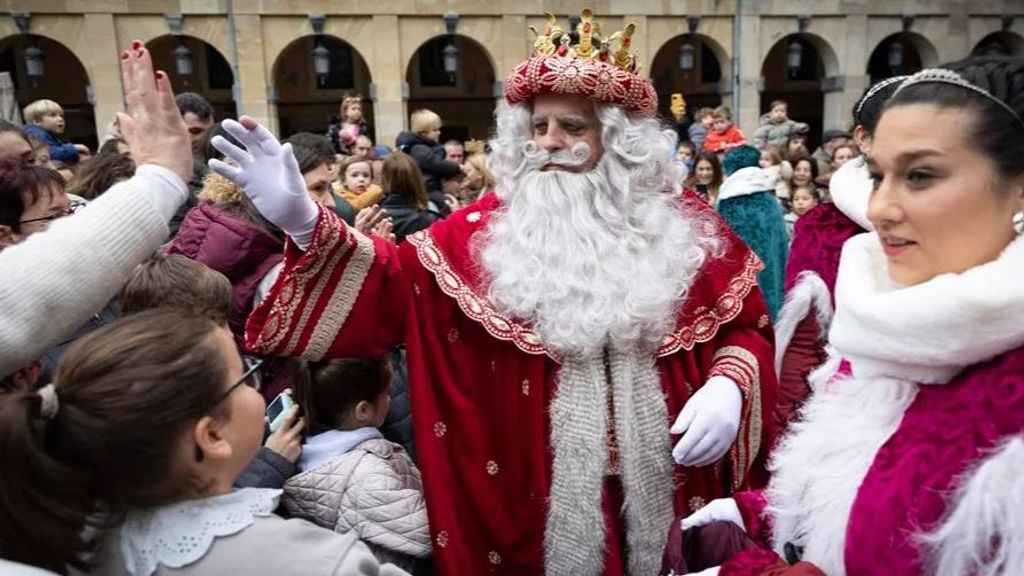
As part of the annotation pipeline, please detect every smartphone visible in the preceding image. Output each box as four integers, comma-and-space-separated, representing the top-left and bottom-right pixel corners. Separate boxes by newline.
266, 392, 294, 434
695, 183, 709, 197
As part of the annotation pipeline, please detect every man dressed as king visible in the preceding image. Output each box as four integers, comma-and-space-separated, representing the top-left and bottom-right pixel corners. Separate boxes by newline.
208, 10, 778, 575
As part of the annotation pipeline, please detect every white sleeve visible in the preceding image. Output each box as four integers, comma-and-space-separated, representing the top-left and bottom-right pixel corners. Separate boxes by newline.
0, 164, 186, 376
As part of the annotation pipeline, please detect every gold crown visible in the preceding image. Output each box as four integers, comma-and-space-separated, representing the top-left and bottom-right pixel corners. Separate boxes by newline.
528, 8, 641, 73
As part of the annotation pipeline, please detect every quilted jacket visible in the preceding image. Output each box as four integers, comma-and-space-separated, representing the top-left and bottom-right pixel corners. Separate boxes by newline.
282, 437, 431, 572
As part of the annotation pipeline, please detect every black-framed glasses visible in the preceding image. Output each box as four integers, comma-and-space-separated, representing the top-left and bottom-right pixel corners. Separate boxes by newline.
18, 202, 84, 225
214, 357, 264, 405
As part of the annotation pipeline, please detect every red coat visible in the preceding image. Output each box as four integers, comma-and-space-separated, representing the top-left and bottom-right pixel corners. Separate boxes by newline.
704, 125, 748, 154
246, 192, 778, 575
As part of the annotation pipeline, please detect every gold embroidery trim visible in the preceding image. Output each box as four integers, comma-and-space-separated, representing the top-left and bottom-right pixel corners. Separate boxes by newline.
304, 228, 376, 360
258, 207, 347, 356
407, 229, 549, 357
710, 345, 762, 490
655, 251, 764, 358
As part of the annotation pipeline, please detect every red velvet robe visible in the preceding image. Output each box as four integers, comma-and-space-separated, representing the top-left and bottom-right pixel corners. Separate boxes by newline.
246, 191, 778, 575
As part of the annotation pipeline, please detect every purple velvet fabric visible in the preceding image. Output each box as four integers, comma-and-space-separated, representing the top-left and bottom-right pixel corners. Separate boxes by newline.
783, 203, 866, 300
165, 202, 284, 341
844, 345, 1024, 574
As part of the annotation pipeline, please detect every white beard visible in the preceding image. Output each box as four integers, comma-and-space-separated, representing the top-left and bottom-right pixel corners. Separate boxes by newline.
476, 142, 713, 357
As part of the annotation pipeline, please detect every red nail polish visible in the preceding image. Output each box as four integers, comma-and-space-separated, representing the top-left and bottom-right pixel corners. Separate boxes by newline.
131, 40, 142, 50
121, 51, 129, 60
156, 71, 166, 80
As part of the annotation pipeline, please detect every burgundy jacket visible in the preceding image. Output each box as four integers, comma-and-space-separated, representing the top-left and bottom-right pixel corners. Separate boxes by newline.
166, 202, 284, 341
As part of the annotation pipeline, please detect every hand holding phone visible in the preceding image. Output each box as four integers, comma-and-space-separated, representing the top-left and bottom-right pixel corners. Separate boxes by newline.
266, 391, 295, 434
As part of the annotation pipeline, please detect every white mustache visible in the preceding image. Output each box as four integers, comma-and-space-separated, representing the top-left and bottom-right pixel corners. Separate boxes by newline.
515, 141, 592, 177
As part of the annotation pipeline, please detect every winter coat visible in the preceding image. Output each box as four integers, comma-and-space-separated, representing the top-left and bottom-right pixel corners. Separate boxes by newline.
380, 193, 442, 244
717, 167, 789, 320
166, 202, 284, 341
753, 115, 809, 149
762, 162, 793, 200
326, 119, 369, 155
283, 433, 431, 573
336, 183, 385, 211
381, 348, 416, 462
688, 122, 708, 152
23, 124, 79, 163
703, 125, 747, 154
395, 132, 460, 214
235, 447, 297, 490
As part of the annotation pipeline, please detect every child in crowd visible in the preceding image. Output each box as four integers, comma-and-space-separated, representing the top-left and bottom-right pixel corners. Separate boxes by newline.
754, 100, 809, 149
676, 140, 697, 172
395, 109, 462, 216
334, 155, 384, 211
786, 184, 821, 239
0, 310, 404, 575
702, 105, 746, 155
283, 357, 431, 573
327, 95, 369, 155
759, 146, 793, 202
688, 107, 714, 152
22, 99, 89, 164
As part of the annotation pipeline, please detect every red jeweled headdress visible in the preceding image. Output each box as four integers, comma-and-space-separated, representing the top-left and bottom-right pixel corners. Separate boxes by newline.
504, 9, 658, 117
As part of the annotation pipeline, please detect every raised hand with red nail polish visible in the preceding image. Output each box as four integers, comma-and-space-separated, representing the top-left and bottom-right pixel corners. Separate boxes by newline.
116, 40, 192, 181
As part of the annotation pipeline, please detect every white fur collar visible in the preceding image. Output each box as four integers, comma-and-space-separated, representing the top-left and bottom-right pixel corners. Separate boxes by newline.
828, 156, 873, 231
830, 232, 1024, 383
718, 167, 770, 201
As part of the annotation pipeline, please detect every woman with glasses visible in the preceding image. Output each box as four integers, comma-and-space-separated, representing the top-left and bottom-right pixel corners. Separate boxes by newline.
0, 310, 408, 575
0, 161, 78, 247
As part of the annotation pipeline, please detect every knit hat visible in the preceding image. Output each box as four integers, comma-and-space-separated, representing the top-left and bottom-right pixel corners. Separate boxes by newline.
821, 128, 851, 143
722, 145, 761, 176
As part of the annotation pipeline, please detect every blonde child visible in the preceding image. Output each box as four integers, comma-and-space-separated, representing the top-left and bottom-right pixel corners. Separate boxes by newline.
759, 146, 793, 202
22, 99, 89, 164
334, 155, 384, 210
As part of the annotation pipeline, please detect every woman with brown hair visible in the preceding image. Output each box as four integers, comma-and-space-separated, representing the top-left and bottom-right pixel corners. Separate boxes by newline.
379, 151, 443, 243
0, 309, 406, 575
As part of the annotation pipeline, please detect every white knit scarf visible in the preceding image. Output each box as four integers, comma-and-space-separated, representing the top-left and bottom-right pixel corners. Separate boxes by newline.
545, 346, 675, 576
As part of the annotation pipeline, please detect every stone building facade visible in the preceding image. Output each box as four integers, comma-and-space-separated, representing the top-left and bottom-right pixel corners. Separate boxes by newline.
2, 1, 1022, 150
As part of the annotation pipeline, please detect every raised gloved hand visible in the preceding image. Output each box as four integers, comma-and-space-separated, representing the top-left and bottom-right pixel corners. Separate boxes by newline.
680, 497, 744, 532
671, 376, 742, 467
208, 117, 319, 248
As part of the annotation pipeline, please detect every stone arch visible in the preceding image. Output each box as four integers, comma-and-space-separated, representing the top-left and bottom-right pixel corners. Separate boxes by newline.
405, 34, 497, 142
866, 32, 938, 83
650, 33, 729, 118
972, 31, 1024, 57
0, 33, 95, 148
272, 34, 374, 140
760, 33, 840, 146
146, 35, 237, 121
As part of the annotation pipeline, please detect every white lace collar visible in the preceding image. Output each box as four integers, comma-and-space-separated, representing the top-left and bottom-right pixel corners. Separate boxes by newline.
829, 232, 1024, 384
120, 488, 280, 576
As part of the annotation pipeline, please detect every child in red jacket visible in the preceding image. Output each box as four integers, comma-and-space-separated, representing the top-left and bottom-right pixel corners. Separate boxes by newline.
703, 105, 747, 155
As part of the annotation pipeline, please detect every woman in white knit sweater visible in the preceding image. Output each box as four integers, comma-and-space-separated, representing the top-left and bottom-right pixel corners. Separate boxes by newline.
0, 41, 192, 377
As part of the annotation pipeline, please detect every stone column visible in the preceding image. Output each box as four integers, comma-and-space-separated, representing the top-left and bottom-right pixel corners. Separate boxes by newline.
233, 13, 273, 132
82, 13, 123, 140
736, 8, 762, 137
370, 14, 404, 147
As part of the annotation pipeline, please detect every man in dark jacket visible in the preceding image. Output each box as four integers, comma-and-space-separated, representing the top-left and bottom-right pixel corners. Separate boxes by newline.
395, 109, 462, 217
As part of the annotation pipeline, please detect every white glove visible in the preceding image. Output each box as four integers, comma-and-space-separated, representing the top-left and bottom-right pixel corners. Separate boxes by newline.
208, 117, 319, 249
671, 375, 742, 467
679, 497, 744, 532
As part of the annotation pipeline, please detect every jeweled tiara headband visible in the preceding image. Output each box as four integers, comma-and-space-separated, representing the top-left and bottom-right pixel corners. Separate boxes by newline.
854, 75, 909, 122
892, 68, 1024, 128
